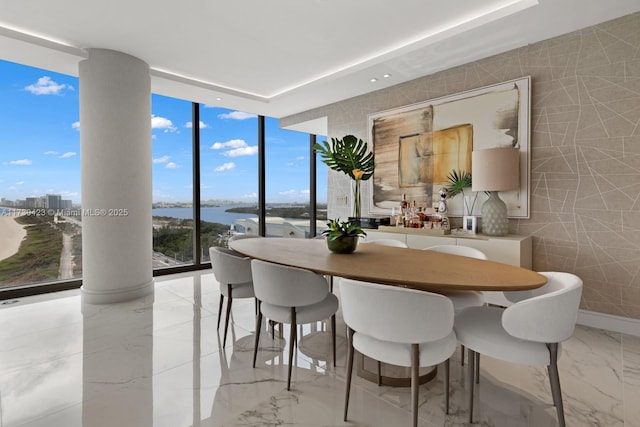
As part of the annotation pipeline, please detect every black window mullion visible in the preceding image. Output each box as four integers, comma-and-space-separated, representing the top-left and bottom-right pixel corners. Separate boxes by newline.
192, 102, 202, 264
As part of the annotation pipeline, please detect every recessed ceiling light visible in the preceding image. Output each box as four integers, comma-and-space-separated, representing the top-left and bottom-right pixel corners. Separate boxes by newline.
370, 78, 378, 83
383, 73, 391, 78
215, 97, 223, 101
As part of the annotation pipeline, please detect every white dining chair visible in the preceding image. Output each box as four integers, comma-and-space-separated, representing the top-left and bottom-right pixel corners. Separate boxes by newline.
454, 271, 583, 426
250, 259, 339, 390
340, 278, 456, 427
424, 244, 487, 366
209, 246, 255, 348
362, 238, 408, 248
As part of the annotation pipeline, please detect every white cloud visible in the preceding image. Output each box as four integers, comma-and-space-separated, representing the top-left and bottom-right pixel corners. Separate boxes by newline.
287, 162, 294, 167
185, 121, 208, 129
279, 190, 297, 196
217, 111, 257, 120
16, 181, 24, 185
8, 159, 32, 165
224, 146, 258, 157
151, 115, 177, 133
44, 151, 59, 155
210, 139, 259, 157
215, 162, 235, 172
210, 139, 247, 150
24, 76, 73, 95
300, 189, 310, 195
59, 152, 76, 158
242, 192, 258, 199
296, 156, 305, 161
166, 162, 178, 169
72, 121, 80, 131
153, 155, 170, 164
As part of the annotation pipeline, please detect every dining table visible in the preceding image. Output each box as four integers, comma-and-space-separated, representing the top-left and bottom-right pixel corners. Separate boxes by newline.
229, 237, 547, 293
229, 237, 547, 386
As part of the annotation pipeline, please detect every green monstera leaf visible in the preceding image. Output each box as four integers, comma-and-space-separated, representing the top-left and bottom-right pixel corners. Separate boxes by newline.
313, 135, 374, 181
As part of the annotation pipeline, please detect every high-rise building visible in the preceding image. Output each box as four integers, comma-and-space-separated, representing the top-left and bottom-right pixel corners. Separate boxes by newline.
46, 194, 62, 210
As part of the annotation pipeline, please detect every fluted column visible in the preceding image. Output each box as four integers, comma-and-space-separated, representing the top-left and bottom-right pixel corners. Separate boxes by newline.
79, 49, 153, 304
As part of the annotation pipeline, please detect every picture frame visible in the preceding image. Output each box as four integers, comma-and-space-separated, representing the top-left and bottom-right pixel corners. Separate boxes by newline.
463, 215, 478, 234
367, 76, 530, 218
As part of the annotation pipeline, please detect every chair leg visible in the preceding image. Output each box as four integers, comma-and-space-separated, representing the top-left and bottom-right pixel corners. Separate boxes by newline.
444, 358, 450, 414
377, 361, 382, 386
330, 275, 334, 293
217, 294, 225, 330
475, 351, 480, 384
411, 343, 420, 427
287, 307, 297, 391
344, 327, 355, 422
331, 314, 337, 367
252, 301, 262, 368
222, 284, 233, 348
547, 343, 566, 427
467, 348, 475, 424
461, 344, 465, 366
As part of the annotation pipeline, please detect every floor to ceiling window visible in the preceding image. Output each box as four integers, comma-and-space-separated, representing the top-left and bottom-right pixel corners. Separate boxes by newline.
198, 106, 259, 261
0, 59, 328, 293
150, 94, 194, 268
264, 118, 322, 238
0, 59, 81, 290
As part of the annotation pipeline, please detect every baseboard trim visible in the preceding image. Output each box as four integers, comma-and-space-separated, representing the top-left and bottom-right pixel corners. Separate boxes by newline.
577, 309, 640, 337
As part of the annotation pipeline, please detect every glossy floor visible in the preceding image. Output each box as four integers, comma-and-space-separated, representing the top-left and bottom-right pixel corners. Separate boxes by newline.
1, 271, 639, 426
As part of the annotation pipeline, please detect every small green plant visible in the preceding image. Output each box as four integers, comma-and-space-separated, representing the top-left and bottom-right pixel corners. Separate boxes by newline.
445, 169, 478, 215
321, 218, 367, 241
445, 169, 472, 197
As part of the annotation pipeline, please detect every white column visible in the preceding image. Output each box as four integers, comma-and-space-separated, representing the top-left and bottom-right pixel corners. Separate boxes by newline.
79, 49, 153, 304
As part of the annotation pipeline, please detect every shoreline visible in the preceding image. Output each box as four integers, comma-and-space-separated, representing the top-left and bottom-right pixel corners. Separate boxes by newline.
0, 216, 27, 262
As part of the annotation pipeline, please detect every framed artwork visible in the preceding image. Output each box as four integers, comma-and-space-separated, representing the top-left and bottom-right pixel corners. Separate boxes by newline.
368, 76, 530, 218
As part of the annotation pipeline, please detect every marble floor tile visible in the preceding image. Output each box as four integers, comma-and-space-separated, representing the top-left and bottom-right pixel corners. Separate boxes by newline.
1, 270, 639, 426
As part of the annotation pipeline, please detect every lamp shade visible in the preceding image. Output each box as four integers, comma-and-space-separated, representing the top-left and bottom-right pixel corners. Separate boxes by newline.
471, 147, 520, 192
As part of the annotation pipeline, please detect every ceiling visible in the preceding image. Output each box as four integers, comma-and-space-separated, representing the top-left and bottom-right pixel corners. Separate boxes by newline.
1, 0, 639, 122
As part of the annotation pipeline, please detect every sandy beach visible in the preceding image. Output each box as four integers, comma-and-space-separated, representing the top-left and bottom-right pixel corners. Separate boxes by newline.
0, 215, 26, 262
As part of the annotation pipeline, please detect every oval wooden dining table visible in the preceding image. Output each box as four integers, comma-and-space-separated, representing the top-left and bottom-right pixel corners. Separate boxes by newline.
229, 237, 547, 386
229, 237, 547, 293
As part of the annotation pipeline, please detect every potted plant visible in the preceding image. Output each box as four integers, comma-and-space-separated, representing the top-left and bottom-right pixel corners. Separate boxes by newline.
321, 218, 367, 253
445, 169, 478, 233
313, 135, 374, 219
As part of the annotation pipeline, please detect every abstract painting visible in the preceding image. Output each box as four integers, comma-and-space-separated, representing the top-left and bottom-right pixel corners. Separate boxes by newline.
368, 77, 530, 217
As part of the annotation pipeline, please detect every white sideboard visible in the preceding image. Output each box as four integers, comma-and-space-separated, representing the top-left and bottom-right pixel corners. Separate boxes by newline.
364, 228, 532, 269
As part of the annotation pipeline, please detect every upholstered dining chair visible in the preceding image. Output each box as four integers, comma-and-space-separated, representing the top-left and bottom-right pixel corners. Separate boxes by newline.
362, 238, 409, 248
454, 271, 583, 426
424, 244, 487, 367
209, 246, 255, 348
340, 278, 456, 427
250, 259, 339, 390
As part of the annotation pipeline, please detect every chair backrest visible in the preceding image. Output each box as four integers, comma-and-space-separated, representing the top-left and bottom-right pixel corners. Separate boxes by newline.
340, 278, 454, 344
502, 272, 583, 343
251, 259, 329, 308
424, 244, 488, 260
363, 238, 408, 248
209, 246, 253, 285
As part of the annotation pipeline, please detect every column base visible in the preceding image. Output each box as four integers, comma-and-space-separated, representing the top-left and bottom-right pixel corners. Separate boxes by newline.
81, 279, 154, 304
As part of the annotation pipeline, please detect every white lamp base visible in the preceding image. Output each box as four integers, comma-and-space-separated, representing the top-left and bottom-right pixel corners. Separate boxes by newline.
481, 192, 509, 236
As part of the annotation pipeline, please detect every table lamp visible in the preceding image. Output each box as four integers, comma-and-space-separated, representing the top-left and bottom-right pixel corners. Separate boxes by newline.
471, 147, 520, 236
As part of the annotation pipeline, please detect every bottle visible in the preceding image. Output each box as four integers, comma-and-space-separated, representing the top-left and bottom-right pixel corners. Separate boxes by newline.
400, 193, 409, 210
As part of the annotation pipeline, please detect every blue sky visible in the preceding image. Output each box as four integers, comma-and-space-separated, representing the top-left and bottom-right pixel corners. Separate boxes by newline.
0, 59, 327, 205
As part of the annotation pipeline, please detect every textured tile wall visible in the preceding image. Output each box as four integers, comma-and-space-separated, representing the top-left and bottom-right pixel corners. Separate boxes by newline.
281, 12, 640, 319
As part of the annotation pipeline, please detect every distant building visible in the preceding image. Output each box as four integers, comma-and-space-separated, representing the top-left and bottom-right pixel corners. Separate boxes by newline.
46, 194, 62, 209
25, 197, 46, 208
61, 199, 72, 209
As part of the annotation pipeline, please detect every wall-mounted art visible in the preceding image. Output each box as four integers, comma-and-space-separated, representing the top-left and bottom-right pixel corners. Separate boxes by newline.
368, 76, 530, 218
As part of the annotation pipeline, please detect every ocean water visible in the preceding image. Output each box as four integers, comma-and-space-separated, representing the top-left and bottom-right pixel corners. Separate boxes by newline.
152, 206, 257, 225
